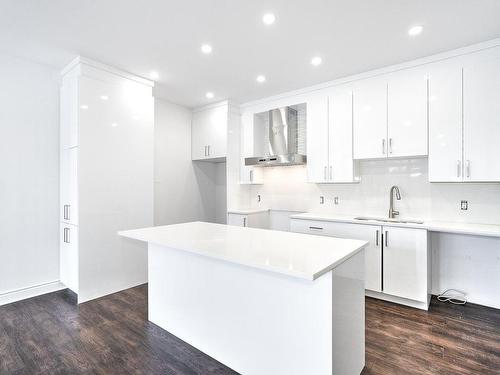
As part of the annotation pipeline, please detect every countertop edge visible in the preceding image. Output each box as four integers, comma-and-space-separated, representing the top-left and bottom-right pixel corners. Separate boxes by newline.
289, 214, 500, 238
119, 229, 367, 281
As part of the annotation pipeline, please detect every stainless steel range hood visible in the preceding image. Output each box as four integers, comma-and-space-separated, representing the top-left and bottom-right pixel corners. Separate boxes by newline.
245, 105, 307, 167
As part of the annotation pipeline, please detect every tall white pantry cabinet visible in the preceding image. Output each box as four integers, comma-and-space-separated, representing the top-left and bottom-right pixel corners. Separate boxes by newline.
59, 57, 154, 303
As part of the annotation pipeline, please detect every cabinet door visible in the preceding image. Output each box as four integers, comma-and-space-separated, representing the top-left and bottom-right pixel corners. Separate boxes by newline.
60, 223, 78, 293
387, 68, 428, 158
240, 164, 263, 185
323, 222, 382, 292
290, 220, 382, 292
329, 89, 358, 182
227, 213, 247, 227
428, 61, 463, 182
463, 47, 500, 182
207, 104, 228, 159
60, 147, 78, 225
192, 110, 211, 160
60, 75, 79, 149
353, 78, 387, 159
383, 227, 428, 302
306, 94, 330, 182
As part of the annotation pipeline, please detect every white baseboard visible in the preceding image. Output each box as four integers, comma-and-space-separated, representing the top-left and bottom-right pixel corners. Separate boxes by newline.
0, 281, 66, 307
365, 290, 430, 310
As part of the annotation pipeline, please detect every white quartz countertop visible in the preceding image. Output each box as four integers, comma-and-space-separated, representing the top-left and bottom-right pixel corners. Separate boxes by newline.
290, 212, 500, 238
227, 208, 269, 215
118, 221, 367, 281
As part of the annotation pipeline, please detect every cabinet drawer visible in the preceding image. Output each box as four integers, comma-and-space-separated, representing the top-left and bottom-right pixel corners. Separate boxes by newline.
290, 219, 334, 236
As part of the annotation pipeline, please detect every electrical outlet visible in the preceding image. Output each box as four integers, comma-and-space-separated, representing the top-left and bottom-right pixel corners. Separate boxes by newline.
460, 200, 468, 210
319, 196, 325, 204
334, 197, 339, 205
257, 195, 261, 203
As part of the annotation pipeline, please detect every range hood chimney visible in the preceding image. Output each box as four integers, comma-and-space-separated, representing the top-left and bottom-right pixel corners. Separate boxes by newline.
245, 106, 306, 167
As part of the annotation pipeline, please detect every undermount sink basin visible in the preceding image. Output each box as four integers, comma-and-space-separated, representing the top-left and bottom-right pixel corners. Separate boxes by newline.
354, 216, 424, 225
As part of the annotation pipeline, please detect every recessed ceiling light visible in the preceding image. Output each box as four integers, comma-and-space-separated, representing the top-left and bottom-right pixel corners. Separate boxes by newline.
206, 92, 214, 99
408, 25, 423, 36
311, 56, 322, 66
80, 105, 89, 109
256, 75, 266, 83
149, 71, 159, 80
100, 95, 109, 100
201, 44, 213, 54
111, 122, 118, 127
262, 13, 276, 25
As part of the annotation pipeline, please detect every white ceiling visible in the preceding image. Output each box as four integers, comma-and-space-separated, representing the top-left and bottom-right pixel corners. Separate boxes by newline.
2, 0, 500, 108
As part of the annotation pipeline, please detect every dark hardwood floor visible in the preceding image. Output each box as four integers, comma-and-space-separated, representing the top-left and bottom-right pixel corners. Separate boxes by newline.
1, 285, 499, 374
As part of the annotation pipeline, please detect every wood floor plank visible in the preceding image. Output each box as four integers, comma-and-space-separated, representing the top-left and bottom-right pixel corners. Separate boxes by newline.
1, 285, 499, 374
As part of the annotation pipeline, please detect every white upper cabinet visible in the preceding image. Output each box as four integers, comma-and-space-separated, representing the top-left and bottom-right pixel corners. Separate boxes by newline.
240, 112, 263, 184
353, 68, 428, 160
428, 60, 463, 182
329, 89, 358, 182
306, 94, 330, 182
463, 47, 500, 182
353, 77, 388, 159
307, 90, 358, 183
60, 72, 79, 149
192, 102, 228, 161
387, 68, 428, 158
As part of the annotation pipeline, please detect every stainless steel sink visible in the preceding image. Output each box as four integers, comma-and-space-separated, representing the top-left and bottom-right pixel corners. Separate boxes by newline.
354, 216, 424, 224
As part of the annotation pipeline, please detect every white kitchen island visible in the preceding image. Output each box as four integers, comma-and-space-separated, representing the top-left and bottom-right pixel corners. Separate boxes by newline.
119, 222, 367, 375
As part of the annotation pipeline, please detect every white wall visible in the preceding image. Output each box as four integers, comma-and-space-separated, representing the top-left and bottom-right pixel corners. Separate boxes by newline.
0, 54, 60, 295
155, 98, 224, 225
247, 159, 500, 224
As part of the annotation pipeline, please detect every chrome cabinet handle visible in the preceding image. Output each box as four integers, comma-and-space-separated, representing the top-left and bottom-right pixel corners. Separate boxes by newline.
207, 145, 210, 156
385, 230, 388, 247
204, 146, 207, 156
329, 166, 332, 180
309, 226, 323, 231
382, 139, 386, 154
63, 227, 70, 243
457, 160, 461, 178
376, 230, 379, 246
243, 217, 247, 227
466, 160, 470, 178
63, 205, 68, 220
324, 166, 327, 180
389, 138, 393, 154
250, 170, 253, 182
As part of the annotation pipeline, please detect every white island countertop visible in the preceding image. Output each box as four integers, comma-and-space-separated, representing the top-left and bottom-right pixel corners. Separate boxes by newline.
119, 221, 367, 281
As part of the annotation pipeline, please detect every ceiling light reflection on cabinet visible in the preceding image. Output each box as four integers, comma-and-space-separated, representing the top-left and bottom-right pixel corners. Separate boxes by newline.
111, 122, 118, 127
408, 25, 423, 36
100, 95, 109, 100
262, 13, 276, 25
311, 56, 322, 66
149, 71, 159, 80
201, 44, 213, 54
206, 92, 214, 99
256, 75, 266, 83
80, 105, 89, 109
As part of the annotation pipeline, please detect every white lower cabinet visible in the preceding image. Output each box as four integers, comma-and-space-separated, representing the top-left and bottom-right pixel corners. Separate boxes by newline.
290, 218, 430, 308
382, 227, 428, 303
60, 223, 78, 294
290, 220, 381, 292
227, 212, 269, 229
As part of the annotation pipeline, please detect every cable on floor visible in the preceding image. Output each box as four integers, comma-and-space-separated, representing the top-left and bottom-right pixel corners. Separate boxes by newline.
437, 289, 467, 305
